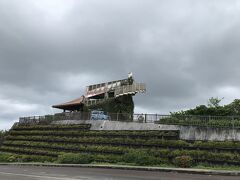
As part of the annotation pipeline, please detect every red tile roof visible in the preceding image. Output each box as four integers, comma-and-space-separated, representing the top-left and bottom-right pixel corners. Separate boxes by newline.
52, 96, 85, 110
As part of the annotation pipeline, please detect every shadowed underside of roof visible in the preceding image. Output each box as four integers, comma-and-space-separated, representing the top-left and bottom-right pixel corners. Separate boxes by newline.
52, 96, 85, 111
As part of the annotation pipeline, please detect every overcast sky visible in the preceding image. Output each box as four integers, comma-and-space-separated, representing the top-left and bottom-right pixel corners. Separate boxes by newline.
1, 0, 240, 130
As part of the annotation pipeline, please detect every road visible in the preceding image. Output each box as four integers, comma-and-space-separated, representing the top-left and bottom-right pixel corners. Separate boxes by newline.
0, 165, 239, 180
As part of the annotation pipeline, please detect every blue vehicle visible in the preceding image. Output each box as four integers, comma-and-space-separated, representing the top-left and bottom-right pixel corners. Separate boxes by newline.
90, 110, 111, 120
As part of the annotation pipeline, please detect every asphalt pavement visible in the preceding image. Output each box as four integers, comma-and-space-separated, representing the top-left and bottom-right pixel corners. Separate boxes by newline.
0, 165, 239, 180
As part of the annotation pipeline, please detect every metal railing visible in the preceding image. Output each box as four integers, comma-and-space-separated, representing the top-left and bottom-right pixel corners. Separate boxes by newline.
18, 113, 240, 128
115, 83, 146, 97
19, 113, 166, 123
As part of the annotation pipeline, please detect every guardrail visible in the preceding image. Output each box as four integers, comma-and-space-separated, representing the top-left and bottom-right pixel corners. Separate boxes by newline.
19, 113, 240, 128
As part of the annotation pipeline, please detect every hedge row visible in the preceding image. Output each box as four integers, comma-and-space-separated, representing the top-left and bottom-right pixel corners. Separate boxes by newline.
5, 135, 240, 152
5, 135, 186, 148
0, 146, 58, 157
12, 124, 92, 131
8, 130, 179, 139
159, 117, 240, 128
2, 143, 240, 165
0, 152, 165, 166
0, 153, 56, 162
3, 141, 127, 154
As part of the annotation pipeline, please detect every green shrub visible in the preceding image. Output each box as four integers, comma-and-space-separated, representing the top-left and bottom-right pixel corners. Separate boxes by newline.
122, 150, 161, 166
0, 153, 13, 162
57, 153, 93, 164
0, 130, 7, 146
7, 155, 18, 162
17, 155, 55, 163
174, 155, 193, 168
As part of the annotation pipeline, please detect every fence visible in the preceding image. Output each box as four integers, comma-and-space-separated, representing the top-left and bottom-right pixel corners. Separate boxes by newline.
19, 112, 240, 128
19, 112, 162, 123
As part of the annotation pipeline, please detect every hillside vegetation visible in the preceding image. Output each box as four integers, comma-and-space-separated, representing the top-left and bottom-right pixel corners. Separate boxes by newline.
172, 99, 240, 116
1, 124, 240, 167
157, 99, 240, 127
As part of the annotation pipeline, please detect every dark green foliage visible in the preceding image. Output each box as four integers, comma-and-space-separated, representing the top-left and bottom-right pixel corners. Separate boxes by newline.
0, 153, 13, 162
172, 99, 240, 116
174, 156, 193, 168
18, 154, 55, 162
87, 95, 134, 120
4, 135, 181, 148
12, 124, 91, 131
122, 150, 162, 165
0, 130, 7, 147
57, 153, 93, 164
8, 129, 179, 139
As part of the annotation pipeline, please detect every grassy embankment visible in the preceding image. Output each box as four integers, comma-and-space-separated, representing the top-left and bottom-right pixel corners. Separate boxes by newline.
1, 124, 240, 170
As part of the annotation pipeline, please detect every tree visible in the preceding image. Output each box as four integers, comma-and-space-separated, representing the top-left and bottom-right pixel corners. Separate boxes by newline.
207, 97, 223, 108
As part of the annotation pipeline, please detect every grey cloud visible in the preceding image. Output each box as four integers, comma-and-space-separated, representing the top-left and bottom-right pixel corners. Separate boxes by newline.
1, 0, 240, 129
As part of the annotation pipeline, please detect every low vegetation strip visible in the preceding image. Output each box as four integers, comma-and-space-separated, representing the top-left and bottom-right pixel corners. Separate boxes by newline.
5, 135, 240, 152
12, 124, 92, 131
8, 129, 179, 139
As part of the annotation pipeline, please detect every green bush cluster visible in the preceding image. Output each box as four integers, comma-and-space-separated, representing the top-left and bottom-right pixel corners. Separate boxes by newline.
174, 156, 193, 168
57, 153, 93, 164
122, 150, 163, 166
0, 153, 12, 162
171, 99, 240, 116
59, 151, 163, 166
0, 130, 7, 147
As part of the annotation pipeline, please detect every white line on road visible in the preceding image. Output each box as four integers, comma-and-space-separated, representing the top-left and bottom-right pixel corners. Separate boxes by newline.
0, 171, 86, 180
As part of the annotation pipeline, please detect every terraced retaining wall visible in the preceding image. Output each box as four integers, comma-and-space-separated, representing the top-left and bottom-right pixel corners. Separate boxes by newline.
3, 123, 240, 166
52, 120, 240, 141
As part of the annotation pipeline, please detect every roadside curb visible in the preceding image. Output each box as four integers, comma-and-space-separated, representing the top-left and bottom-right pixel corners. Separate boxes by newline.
0, 163, 240, 176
